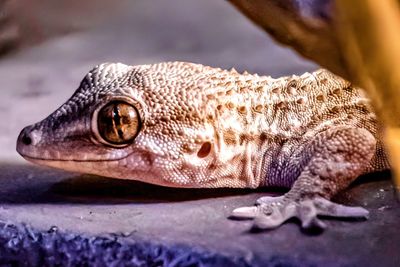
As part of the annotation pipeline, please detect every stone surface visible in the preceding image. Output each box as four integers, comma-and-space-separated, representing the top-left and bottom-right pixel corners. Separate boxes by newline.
0, 0, 399, 266
0, 164, 398, 266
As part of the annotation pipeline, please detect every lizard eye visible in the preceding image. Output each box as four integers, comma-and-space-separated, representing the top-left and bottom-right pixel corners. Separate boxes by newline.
97, 101, 140, 145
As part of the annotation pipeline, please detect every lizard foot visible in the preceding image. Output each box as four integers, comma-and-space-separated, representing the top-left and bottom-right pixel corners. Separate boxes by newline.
230, 195, 369, 231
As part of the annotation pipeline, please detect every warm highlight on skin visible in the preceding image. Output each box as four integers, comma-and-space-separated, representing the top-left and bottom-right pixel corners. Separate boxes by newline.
16, 62, 391, 231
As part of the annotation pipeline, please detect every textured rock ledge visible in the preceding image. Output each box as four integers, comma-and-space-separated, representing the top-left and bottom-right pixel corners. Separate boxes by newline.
0, 163, 398, 266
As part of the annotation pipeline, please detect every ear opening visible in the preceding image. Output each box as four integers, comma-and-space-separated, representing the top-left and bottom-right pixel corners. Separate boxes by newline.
197, 142, 212, 158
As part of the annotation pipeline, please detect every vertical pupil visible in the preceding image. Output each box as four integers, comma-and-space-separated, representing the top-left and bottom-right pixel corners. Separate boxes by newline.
112, 104, 125, 139
113, 105, 120, 126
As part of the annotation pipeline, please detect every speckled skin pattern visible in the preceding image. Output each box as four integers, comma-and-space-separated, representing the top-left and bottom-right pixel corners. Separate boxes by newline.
17, 62, 391, 230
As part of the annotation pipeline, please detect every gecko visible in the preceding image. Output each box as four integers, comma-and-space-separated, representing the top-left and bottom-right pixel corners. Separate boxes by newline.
16, 62, 390, 231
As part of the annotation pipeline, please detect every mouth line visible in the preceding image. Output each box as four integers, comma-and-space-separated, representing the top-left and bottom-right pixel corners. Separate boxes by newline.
20, 153, 128, 163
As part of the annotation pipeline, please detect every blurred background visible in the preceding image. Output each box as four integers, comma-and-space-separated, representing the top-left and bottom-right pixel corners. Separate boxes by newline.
0, 0, 316, 162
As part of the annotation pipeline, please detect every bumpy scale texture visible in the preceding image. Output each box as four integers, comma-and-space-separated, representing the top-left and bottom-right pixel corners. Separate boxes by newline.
17, 62, 391, 230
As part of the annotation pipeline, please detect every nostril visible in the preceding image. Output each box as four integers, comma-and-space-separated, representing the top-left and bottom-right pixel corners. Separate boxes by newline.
21, 132, 32, 146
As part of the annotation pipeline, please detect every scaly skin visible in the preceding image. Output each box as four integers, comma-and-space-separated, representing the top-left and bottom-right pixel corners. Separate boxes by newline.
16, 62, 390, 231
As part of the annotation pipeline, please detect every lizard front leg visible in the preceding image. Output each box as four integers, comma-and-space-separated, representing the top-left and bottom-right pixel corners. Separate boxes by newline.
231, 126, 375, 231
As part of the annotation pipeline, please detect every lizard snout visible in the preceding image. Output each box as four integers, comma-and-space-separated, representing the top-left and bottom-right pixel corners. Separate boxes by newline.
16, 126, 42, 157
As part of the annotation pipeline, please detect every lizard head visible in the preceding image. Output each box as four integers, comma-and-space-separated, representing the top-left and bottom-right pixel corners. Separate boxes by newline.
17, 62, 232, 187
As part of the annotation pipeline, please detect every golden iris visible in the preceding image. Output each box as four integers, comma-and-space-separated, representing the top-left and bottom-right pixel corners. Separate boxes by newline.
97, 101, 140, 145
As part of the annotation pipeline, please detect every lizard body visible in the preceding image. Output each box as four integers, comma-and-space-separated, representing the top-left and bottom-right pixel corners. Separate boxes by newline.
17, 62, 390, 230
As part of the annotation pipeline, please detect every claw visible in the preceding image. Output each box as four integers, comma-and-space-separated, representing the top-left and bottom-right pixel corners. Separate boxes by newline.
231, 206, 258, 219
313, 197, 369, 218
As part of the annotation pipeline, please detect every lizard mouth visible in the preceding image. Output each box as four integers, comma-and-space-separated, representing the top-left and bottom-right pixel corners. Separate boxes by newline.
16, 126, 133, 163
16, 143, 124, 163
21, 152, 179, 187
18, 153, 130, 178
20, 154, 122, 163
